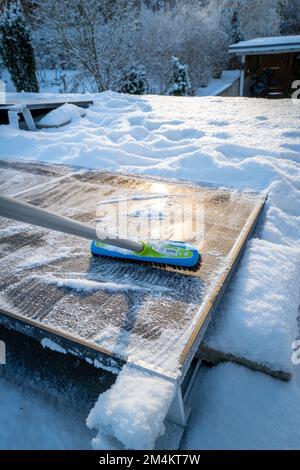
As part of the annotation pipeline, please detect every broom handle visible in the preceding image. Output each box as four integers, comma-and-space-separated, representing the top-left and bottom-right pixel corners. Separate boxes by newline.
0, 195, 143, 253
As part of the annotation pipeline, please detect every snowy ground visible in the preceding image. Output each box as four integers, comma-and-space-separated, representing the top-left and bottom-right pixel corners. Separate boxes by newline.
0, 92, 300, 449
0, 377, 92, 450
182, 362, 300, 450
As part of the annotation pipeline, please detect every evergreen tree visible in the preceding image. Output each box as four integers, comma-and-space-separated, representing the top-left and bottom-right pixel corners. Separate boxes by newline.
167, 56, 190, 96
118, 64, 148, 95
230, 9, 243, 44
222, 7, 244, 45
0, 1, 39, 92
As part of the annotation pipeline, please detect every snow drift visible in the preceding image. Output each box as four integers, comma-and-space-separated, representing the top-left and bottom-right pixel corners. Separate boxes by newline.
204, 238, 300, 373
37, 103, 86, 128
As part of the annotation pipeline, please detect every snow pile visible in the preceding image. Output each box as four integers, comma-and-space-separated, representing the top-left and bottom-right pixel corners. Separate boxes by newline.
87, 365, 176, 450
182, 362, 300, 450
204, 239, 300, 373
37, 103, 86, 128
260, 180, 300, 247
204, 177, 300, 373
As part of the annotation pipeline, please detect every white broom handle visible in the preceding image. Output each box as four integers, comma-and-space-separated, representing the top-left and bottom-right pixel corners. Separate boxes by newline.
0, 195, 143, 253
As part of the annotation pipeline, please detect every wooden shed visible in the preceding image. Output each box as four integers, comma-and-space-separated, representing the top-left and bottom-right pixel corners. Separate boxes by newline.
229, 35, 300, 98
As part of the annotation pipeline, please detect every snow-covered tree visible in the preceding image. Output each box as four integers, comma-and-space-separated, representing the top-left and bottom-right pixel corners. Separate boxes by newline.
26, 0, 295, 95
167, 56, 190, 96
215, 0, 284, 40
118, 64, 148, 94
239, 0, 283, 38
5, 0, 294, 95
34, 0, 139, 92
280, 0, 300, 34
137, 1, 228, 91
222, 6, 243, 44
25, 0, 232, 93
231, 9, 243, 43
0, 0, 39, 92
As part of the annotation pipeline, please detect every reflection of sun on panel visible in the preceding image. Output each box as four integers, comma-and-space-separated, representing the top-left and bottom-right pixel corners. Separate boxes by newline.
149, 182, 170, 195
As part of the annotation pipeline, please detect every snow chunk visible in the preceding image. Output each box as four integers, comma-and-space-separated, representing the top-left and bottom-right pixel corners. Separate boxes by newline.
204, 239, 300, 372
42, 275, 151, 293
93, 359, 119, 375
37, 104, 86, 128
87, 365, 176, 450
41, 338, 67, 354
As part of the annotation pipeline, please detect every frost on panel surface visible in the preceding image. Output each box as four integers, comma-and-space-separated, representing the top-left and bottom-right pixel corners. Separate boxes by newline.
0, 161, 260, 380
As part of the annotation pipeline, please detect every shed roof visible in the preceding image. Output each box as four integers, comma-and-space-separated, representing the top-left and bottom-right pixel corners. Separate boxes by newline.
229, 35, 300, 55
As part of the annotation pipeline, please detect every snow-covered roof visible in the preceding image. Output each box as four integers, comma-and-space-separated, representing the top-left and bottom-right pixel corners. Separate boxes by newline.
229, 35, 300, 55
196, 70, 240, 97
